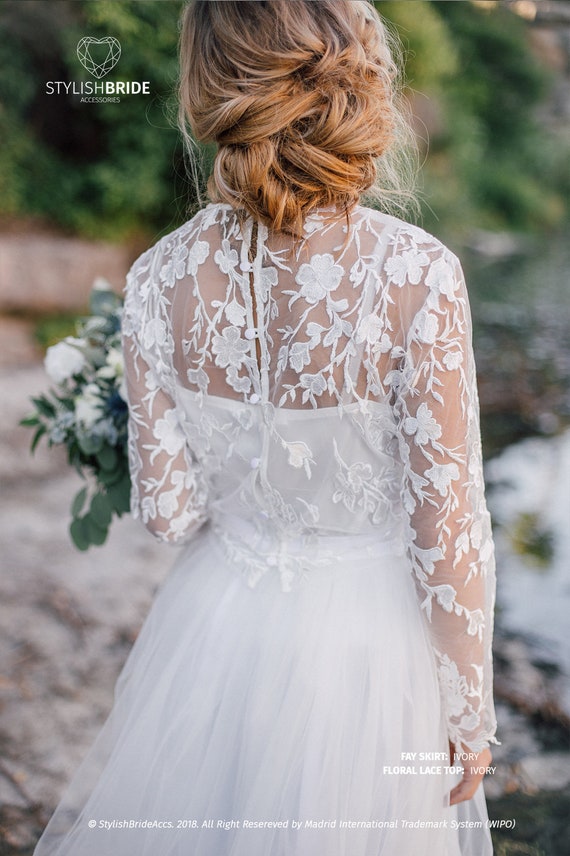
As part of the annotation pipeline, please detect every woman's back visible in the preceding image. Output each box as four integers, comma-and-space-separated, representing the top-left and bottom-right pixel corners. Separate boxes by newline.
122, 201, 497, 728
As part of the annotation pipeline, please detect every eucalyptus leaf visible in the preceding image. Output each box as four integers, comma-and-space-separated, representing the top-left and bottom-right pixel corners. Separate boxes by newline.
31, 396, 56, 419
84, 514, 109, 547
90, 492, 113, 528
77, 433, 103, 456
97, 445, 118, 472
20, 415, 40, 428
71, 486, 88, 517
70, 517, 90, 551
107, 475, 131, 515
31, 425, 47, 453
55, 396, 75, 412
98, 466, 124, 487
68, 447, 86, 476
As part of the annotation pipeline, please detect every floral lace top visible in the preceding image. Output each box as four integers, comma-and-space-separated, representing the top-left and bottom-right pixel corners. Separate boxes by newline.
121, 202, 498, 753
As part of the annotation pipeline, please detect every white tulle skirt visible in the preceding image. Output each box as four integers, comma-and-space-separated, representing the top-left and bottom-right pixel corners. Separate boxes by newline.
34, 523, 492, 856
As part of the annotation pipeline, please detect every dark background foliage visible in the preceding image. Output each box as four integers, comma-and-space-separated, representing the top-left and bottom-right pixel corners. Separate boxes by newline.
0, 0, 568, 243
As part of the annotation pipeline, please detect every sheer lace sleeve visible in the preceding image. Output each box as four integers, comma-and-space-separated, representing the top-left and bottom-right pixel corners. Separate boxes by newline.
391, 242, 498, 753
121, 251, 208, 543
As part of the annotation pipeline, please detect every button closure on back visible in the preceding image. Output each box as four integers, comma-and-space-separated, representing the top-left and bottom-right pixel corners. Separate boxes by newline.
244, 328, 257, 340
249, 393, 260, 404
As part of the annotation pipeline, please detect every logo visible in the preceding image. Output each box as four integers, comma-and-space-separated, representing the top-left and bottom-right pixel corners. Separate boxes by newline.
46, 35, 149, 103
76, 37, 121, 79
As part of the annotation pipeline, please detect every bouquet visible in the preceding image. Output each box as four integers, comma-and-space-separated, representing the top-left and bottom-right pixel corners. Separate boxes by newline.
22, 280, 131, 550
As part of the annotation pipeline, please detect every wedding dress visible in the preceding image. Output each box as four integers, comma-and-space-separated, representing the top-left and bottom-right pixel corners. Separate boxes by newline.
34, 203, 498, 856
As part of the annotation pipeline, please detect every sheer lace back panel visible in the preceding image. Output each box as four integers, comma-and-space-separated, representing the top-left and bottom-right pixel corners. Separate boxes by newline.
122, 203, 498, 752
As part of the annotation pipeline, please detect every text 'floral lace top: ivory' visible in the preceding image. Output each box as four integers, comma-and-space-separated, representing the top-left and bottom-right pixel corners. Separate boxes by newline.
122, 203, 498, 753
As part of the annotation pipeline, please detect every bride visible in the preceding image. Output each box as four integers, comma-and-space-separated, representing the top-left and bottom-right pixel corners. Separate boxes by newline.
34, 1, 498, 854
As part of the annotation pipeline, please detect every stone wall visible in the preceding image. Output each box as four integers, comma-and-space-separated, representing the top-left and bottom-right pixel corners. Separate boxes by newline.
0, 232, 133, 314
0, 230, 138, 368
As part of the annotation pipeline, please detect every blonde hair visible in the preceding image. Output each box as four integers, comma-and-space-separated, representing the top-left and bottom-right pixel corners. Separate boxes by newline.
178, 0, 417, 235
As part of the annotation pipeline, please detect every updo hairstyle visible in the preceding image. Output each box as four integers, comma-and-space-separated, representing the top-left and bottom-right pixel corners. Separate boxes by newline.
179, 0, 415, 236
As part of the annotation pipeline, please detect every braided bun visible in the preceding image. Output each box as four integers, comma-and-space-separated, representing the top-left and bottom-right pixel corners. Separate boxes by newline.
179, 0, 415, 235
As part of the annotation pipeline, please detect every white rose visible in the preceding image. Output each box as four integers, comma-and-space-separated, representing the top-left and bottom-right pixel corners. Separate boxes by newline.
75, 383, 103, 427
106, 347, 124, 376
97, 347, 124, 381
93, 277, 113, 291
45, 339, 86, 384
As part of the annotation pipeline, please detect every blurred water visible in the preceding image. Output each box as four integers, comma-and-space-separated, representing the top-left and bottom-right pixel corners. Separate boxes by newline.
467, 231, 570, 310
465, 231, 570, 455
468, 231, 570, 718
486, 429, 570, 717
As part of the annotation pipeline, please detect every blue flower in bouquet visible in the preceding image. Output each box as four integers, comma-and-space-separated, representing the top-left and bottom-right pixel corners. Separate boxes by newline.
107, 389, 128, 419
49, 411, 75, 445
22, 281, 132, 550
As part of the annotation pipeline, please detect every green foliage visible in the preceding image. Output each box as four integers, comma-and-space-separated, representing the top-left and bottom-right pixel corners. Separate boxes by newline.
379, 1, 458, 94
378, 0, 567, 238
0, 0, 187, 239
437, 2, 545, 146
1, 0, 568, 240
34, 313, 81, 350
69, 451, 131, 551
425, 2, 564, 236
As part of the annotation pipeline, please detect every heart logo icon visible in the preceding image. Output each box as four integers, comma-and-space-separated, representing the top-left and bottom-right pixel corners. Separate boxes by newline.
77, 37, 121, 79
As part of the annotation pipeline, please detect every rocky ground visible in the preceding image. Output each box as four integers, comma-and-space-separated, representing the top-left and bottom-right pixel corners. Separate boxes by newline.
0, 362, 170, 852
0, 360, 568, 855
